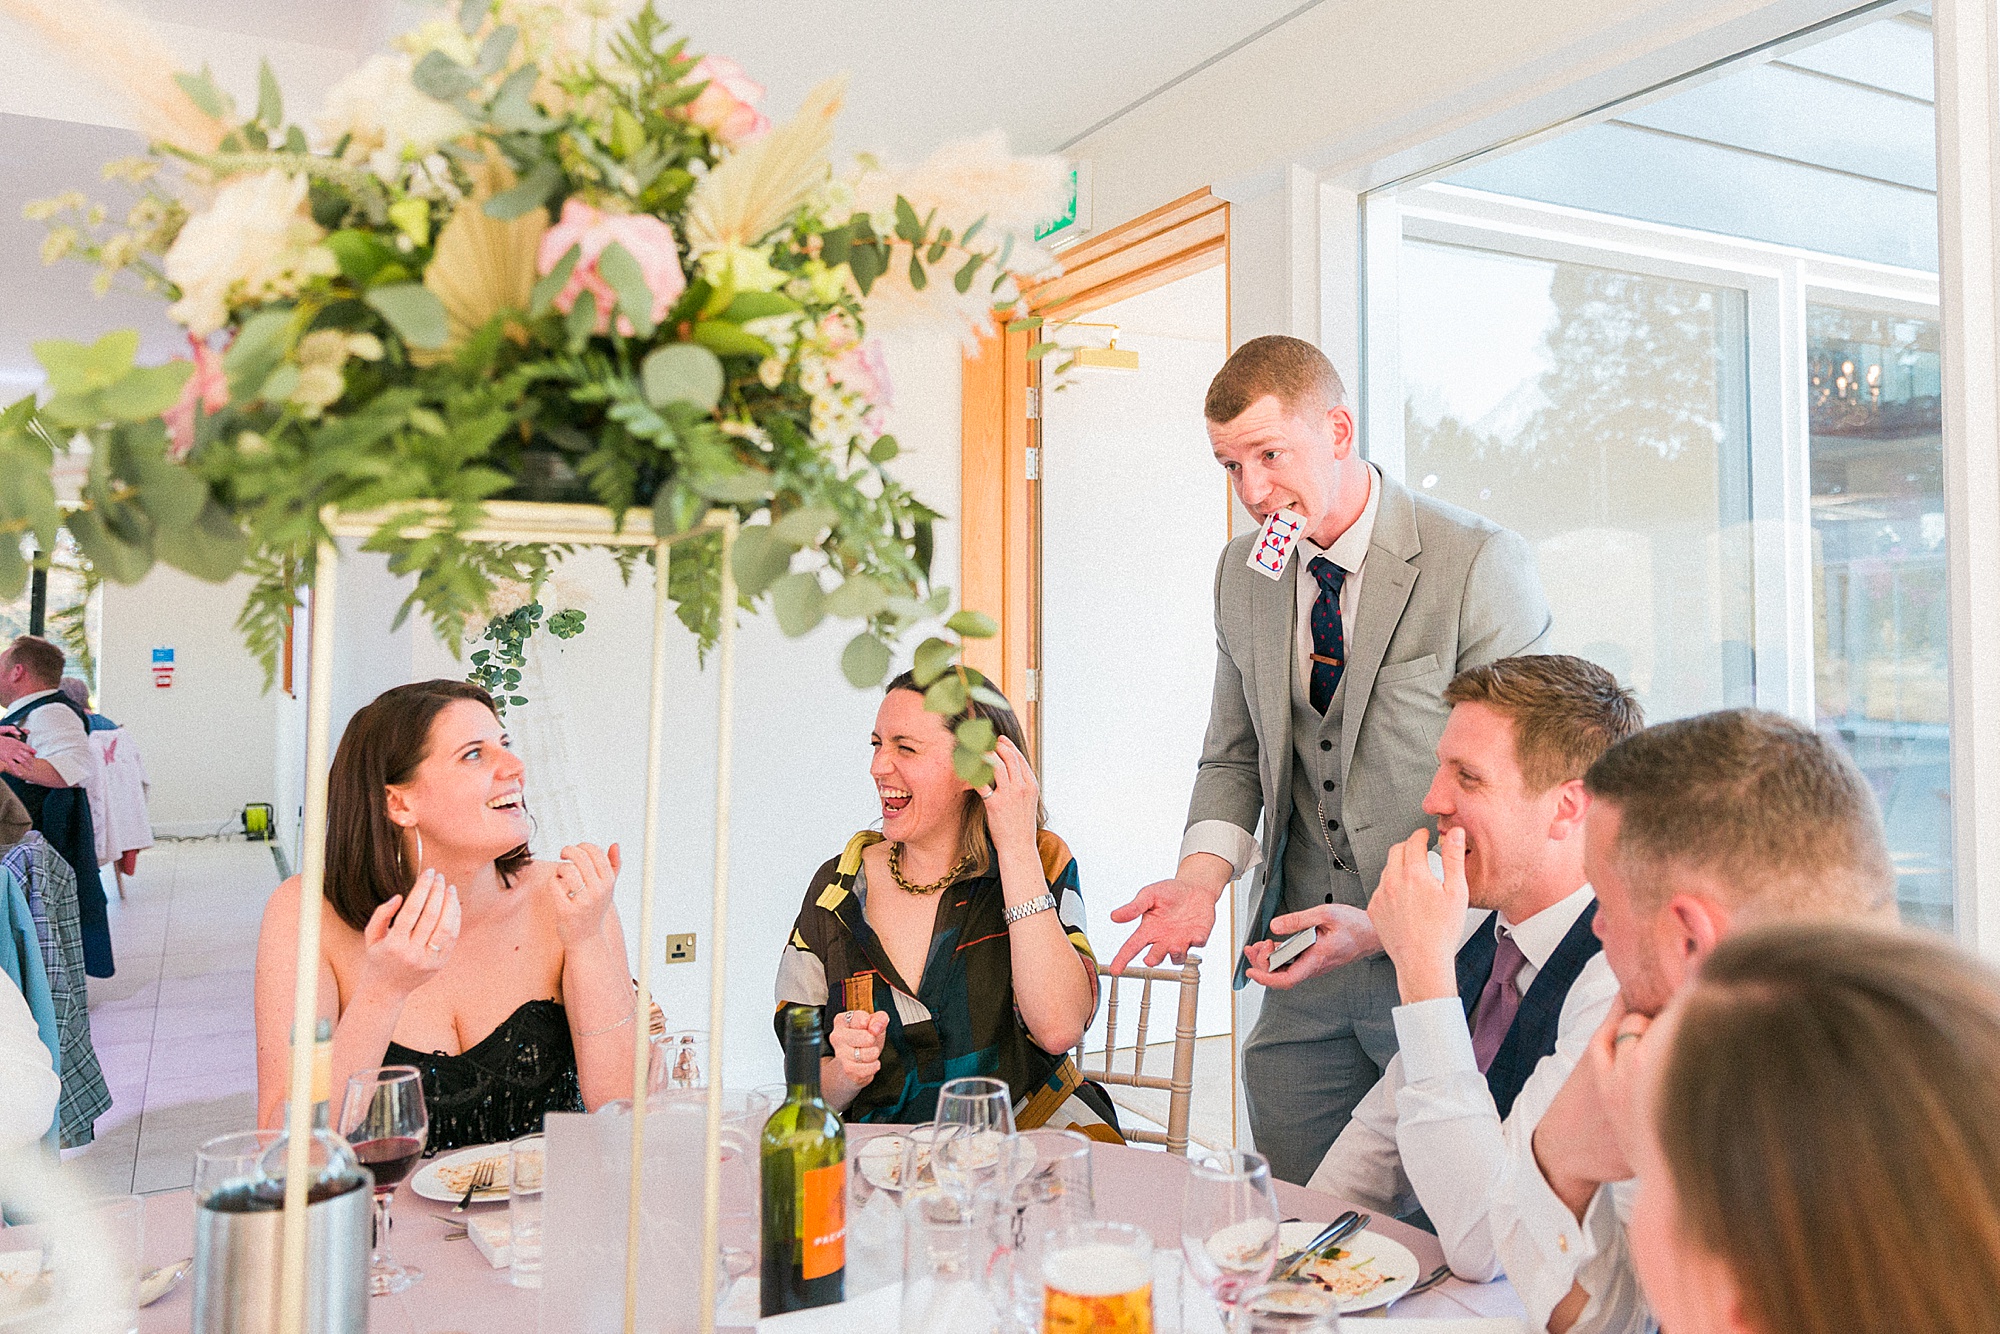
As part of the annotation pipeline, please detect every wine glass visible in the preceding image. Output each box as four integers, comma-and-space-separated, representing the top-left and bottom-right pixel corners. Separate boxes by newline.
1181, 1149, 1281, 1327
935, 1076, 1014, 1136
339, 1066, 429, 1295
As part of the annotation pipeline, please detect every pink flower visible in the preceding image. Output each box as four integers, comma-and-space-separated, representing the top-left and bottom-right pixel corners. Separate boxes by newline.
163, 334, 228, 460
536, 199, 688, 337
682, 55, 770, 146
833, 337, 892, 432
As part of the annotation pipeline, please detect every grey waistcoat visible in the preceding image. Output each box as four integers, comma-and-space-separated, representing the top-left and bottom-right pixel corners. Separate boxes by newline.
1282, 670, 1366, 914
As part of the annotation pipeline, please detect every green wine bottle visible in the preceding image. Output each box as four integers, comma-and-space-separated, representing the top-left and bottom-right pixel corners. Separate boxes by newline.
761, 1006, 846, 1316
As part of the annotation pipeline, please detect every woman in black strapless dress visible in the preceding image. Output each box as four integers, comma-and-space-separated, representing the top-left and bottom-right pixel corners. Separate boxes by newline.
254, 680, 644, 1152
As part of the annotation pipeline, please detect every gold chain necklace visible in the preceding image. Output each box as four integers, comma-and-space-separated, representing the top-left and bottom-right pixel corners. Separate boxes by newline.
888, 843, 974, 896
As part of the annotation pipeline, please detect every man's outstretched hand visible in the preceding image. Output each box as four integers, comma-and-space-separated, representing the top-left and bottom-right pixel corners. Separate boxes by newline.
1107, 856, 1229, 974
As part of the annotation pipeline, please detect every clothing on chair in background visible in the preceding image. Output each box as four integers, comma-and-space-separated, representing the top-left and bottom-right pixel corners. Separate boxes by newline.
0, 692, 112, 977
0, 863, 58, 1149
0, 783, 28, 851
88, 721, 154, 872
7, 833, 110, 1147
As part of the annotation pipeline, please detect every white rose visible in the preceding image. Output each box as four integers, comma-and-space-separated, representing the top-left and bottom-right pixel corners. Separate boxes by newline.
164, 169, 340, 336
316, 53, 470, 182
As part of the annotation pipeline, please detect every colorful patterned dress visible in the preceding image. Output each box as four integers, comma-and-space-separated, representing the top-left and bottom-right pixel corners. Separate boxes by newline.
775, 829, 1120, 1137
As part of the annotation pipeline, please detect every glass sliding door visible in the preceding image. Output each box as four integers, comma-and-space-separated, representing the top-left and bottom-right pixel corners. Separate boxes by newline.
1398, 239, 1755, 723
1808, 304, 1951, 929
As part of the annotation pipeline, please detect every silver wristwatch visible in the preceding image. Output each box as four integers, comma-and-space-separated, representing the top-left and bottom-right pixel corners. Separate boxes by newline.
1003, 892, 1057, 925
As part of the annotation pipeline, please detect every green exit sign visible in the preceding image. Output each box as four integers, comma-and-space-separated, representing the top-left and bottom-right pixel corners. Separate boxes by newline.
1035, 162, 1092, 245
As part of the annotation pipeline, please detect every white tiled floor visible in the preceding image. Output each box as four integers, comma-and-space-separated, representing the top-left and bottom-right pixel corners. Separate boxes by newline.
59, 840, 279, 1197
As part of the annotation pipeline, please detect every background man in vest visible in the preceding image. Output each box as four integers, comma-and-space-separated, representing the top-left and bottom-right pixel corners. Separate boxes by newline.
1298, 655, 1642, 1281
0, 635, 112, 976
1108, 336, 1552, 1182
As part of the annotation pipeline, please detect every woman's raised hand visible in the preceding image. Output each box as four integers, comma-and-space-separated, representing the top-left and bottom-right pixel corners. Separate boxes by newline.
976, 737, 1041, 856
831, 1009, 888, 1087
360, 868, 460, 998
551, 842, 621, 944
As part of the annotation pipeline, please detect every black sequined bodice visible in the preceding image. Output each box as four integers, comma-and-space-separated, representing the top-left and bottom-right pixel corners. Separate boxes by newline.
386, 999, 584, 1153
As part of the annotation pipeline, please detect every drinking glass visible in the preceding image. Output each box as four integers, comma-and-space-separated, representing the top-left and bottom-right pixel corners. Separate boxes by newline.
898, 1121, 964, 1196
899, 1184, 1001, 1334
935, 1076, 1015, 1137
508, 1133, 545, 1289
193, 1129, 284, 1204
980, 1130, 1095, 1333
848, 1131, 912, 1298
339, 1065, 428, 1295
1236, 1282, 1343, 1332
1180, 1150, 1280, 1328
647, 1028, 708, 1093
656, 1087, 773, 1304
1041, 1221, 1153, 1334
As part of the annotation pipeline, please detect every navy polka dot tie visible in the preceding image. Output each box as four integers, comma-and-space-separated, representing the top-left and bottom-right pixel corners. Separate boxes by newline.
1308, 555, 1346, 715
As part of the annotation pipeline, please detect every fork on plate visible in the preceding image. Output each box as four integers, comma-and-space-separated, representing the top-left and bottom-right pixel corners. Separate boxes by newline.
453, 1159, 499, 1213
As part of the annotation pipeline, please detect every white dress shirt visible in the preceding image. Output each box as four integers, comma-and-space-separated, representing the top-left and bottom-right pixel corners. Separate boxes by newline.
0, 971, 58, 1153
1179, 466, 1383, 877
1307, 883, 1618, 1286
1491, 1112, 1649, 1333
4, 687, 90, 788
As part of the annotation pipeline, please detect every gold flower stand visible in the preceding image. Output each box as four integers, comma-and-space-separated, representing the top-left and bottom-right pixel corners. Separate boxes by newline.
276, 501, 741, 1334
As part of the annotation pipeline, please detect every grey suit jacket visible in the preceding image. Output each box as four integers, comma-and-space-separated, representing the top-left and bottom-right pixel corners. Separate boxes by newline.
1188, 471, 1553, 988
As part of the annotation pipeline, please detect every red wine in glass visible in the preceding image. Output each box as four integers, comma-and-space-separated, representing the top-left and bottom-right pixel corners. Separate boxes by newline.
353, 1136, 426, 1192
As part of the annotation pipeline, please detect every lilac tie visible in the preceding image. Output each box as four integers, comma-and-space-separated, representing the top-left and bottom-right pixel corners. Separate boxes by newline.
1469, 930, 1528, 1073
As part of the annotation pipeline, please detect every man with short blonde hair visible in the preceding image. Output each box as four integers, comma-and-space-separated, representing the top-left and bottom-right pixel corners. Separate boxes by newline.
1110, 334, 1554, 1180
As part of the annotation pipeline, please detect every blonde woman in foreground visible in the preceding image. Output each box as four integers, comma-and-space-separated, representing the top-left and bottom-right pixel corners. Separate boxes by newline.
1607, 920, 2000, 1334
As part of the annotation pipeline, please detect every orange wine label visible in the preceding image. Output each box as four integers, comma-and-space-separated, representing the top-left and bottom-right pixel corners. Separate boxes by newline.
801, 1160, 846, 1280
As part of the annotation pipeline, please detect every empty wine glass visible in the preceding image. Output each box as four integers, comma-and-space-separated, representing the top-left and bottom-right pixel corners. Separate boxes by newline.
935, 1076, 1014, 1136
1180, 1149, 1280, 1328
339, 1066, 428, 1296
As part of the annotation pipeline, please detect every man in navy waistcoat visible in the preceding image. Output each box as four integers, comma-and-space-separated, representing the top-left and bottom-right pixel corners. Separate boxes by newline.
1291, 655, 1642, 1280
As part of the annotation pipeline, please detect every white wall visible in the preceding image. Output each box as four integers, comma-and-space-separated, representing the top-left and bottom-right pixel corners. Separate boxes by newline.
99, 568, 279, 836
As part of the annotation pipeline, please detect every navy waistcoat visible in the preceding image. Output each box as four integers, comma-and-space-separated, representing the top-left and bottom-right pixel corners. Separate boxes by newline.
1453, 901, 1601, 1120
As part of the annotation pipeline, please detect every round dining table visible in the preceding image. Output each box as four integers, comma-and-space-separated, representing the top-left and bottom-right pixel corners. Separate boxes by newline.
135, 1129, 1523, 1330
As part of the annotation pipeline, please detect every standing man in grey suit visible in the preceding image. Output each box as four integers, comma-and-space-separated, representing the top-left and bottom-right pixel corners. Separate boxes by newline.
1109, 335, 1552, 1182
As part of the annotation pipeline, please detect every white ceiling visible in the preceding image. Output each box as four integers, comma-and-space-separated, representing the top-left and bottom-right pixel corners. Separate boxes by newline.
0, 0, 1318, 378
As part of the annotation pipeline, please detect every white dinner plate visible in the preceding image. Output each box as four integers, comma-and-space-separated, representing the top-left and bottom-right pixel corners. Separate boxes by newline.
410, 1143, 511, 1204
1275, 1219, 1421, 1314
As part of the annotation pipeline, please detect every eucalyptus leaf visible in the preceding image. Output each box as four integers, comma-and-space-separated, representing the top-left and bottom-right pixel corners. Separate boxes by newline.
841, 632, 891, 688
65, 508, 153, 584
954, 717, 996, 753
488, 61, 548, 131
367, 284, 451, 350
565, 289, 598, 346
688, 469, 774, 503
770, 504, 837, 548
954, 255, 984, 294
172, 67, 231, 119
478, 26, 520, 77
152, 497, 249, 582
485, 160, 563, 220
729, 524, 792, 597
412, 49, 479, 101
924, 674, 966, 717
596, 242, 658, 337
458, 0, 489, 32
223, 309, 292, 401
721, 291, 800, 322
945, 609, 998, 640
824, 576, 888, 619
770, 571, 826, 636
911, 636, 956, 687
894, 196, 923, 244
868, 435, 900, 464
98, 362, 193, 422
0, 539, 24, 601
968, 684, 1011, 709
530, 244, 580, 317
952, 746, 996, 788
640, 343, 724, 410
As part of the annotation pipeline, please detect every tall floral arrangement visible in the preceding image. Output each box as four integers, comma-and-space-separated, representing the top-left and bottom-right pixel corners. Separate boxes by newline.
2, 0, 1067, 776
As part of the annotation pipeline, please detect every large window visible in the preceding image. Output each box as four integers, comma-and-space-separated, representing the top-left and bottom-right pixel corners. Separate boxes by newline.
1808, 304, 1950, 926
1370, 4, 1951, 931
1400, 242, 1754, 723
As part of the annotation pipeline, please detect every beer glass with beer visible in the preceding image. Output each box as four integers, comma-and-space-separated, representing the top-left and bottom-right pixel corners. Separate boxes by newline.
1041, 1221, 1153, 1334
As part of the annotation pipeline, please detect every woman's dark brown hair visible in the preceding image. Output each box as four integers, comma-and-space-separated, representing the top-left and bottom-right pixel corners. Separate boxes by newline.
1659, 920, 2000, 1334
884, 671, 1043, 879
324, 680, 530, 931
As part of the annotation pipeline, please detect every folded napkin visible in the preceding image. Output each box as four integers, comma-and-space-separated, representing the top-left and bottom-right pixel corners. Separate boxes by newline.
754, 1281, 899, 1332
466, 1212, 511, 1270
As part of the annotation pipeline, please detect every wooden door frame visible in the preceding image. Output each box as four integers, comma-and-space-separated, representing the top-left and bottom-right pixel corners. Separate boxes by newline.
960, 187, 1230, 759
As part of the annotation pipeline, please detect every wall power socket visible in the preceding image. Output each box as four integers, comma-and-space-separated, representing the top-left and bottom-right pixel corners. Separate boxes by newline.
664, 933, 697, 964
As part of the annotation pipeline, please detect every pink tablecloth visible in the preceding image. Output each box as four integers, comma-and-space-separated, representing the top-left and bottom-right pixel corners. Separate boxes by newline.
137, 1130, 1519, 1330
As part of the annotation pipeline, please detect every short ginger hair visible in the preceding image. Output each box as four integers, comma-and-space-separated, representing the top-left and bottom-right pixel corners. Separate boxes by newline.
1204, 334, 1347, 423
1443, 654, 1643, 793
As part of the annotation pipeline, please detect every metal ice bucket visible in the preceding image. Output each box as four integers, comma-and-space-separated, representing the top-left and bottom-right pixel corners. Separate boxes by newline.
191, 1175, 371, 1334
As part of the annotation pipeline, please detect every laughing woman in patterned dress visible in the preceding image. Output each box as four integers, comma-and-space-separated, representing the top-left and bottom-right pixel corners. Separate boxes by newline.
254, 680, 640, 1152
776, 673, 1118, 1135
